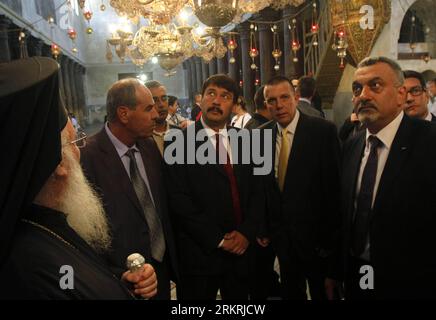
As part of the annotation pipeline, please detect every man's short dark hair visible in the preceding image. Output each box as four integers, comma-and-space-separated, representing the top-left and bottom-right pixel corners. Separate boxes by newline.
358, 56, 404, 85
168, 95, 178, 106
403, 70, 426, 88
144, 80, 163, 89
254, 85, 265, 110
264, 76, 295, 94
106, 78, 141, 122
429, 78, 436, 85
201, 74, 240, 104
297, 76, 316, 99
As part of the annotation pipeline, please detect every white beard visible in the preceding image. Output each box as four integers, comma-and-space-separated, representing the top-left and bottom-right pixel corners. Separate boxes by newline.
58, 148, 111, 252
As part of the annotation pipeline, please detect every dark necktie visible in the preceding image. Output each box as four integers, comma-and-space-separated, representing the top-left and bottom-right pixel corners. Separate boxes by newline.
215, 134, 243, 226
352, 135, 382, 257
125, 149, 165, 262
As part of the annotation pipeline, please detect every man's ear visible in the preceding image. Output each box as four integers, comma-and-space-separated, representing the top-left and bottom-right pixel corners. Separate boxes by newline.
397, 86, 407, 106
117, 106, 130, 124
54, 161, 68, 178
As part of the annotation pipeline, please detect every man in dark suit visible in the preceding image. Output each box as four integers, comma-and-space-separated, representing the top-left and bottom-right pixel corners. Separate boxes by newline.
245, 85, 272, 130
296, 76, 324, 118
80, 78, 178, 299
164, 74, 264, 300
343, 56, 436, 299
260, 76, 342, 300
403, 70, 436, 122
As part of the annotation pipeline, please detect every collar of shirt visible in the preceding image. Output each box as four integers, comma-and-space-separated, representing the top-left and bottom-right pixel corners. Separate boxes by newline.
153, 122, 170, 137
365, 111, 404, 150
105, 122, 139, 158
200, 116, 232, 163
277, 109, 300, 137
299, 97, 311, 104
200, 116, 229, 141
425, 111, 432, 122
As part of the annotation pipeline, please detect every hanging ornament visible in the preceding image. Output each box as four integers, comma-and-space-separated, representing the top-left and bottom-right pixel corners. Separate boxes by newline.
51, 43, 61, 59
227, 32, 238, 64
290, 19, 300, 63
83, 10, 93, 35
239, 79, 243, 88
271, 24, 282, 71
47, 15, 55, 26
311, 2, 319, 47
332, 28, 348, 69
68, 28, 78, 53
18, 31, 27, 59
249, 23, 258, 70
409, 15, 417, 54
100, 0, 106, 11
78, 0, 86, 10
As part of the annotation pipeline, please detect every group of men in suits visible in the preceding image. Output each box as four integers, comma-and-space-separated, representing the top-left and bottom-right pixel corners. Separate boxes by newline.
77, 55, 436, 300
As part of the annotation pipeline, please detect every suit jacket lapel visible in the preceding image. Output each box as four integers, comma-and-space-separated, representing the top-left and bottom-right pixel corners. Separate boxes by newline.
345, 131, 366, 228
373, 116, 413, 214
283, 113, 310, 193
97, 130, 146, 222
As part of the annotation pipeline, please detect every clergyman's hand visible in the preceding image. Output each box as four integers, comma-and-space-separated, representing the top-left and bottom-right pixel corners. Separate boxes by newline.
122, 263, 157, 299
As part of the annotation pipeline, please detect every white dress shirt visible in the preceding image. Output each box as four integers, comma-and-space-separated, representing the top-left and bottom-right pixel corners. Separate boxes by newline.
231, 113, 252, 129
105, 123, 155, 206
274, 110, 300, 180
200, 116, 233, 165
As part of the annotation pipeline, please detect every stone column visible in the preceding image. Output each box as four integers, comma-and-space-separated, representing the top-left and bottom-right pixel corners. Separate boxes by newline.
188, 58, 197, 96
0, 15, 11, 62
183, 61, 193, 103
67, 59, 78, 115
283, 7, 298, 79
74, 64, 86, 124
60, 55, 73, 111
237, 22, 254, 110
258, 23, 274, 85
41, 43, 52, 57
217, 54, 228, 74
201, 59, 209, 82
208, 58, 217, 76
194, 57, 203, 92
27, 36, 43, 57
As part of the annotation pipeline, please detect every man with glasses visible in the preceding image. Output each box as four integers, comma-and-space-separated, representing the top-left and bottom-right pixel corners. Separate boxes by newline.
0, 57, 157, 299
402, 70, 436, 122
80, 78, 178, 299
145, 81, 180, 156
343, 56, 436, 299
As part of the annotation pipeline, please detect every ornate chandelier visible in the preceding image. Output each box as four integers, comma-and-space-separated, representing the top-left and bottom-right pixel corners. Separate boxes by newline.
110, 0, 189, 25
106, 0, 308, 71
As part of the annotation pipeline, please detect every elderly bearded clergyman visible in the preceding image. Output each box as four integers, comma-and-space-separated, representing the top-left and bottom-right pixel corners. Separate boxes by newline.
0, 57, 157, 300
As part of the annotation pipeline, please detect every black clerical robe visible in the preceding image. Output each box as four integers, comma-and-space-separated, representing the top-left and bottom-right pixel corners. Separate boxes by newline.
0, 204, 134, 300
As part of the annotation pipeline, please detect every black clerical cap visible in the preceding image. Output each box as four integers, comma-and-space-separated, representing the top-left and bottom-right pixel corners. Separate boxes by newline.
0, 57, 67, 263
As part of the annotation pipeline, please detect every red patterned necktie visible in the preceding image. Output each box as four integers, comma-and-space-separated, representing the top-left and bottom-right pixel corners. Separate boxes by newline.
215, 133, 242, 226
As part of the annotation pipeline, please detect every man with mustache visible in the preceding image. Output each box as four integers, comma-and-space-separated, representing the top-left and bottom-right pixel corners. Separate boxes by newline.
402, 70, 436, 122
164, 74, 264, 300
81, 78, 178, 299
343, 56, 436, 299
260, 76, 342, 300
0, 57, 157, 299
